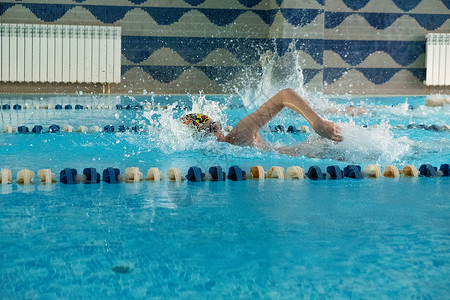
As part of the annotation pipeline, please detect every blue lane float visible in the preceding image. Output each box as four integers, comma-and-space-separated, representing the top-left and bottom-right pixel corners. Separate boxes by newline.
17, 126, 29, 133
103, 167, 120, 183
344, 165, 363, 179
48, 124, 61, 133
186, 166, 204, 182
327, 165, 344, 179
55, 104, 63, 109
228, 165, 245, 181
306, 166, 325, 180
419, 164, 437, 177
131, 125, 141, 132
65, 105, 72, 110
2, 104, 11, 110
287, 125, 299, 133
60, 168, 77, 184
440, 164, 449, 176
271, 125, 285, 132
118, 125, 129, 132
209, 166, 226, 181
83, 168, 100, 184
13, 104, 22, 110
32, 125, 44, 133
75, 104, 83, 110
103, 125, 115, 132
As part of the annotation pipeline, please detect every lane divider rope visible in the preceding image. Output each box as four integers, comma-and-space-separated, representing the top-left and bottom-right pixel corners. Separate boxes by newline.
2, 123, 450, 134
0, 164, 448, 185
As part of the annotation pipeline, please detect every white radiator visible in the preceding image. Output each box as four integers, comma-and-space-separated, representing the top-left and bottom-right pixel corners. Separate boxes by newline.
426, 33, 450, 86
0, 23, 121, 84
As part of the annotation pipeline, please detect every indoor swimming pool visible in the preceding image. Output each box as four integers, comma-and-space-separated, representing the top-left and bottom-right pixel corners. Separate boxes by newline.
0, 94, 449, 298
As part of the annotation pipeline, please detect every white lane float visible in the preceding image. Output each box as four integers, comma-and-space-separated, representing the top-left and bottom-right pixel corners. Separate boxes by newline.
0, 168, 13, 184
383, 165, 400, 178
37, 169, 57, 184
267, 166, 285, 179
286, 166, 305, 179
363, 164, 382, 178
146, 168, 162, 181
16, 169, 35, 184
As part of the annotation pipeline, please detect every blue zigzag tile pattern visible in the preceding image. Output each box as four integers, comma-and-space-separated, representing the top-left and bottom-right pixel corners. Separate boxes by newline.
326, 12, 449, 30
0, 3, 321, 27
1, 0, 446, 92
324, 40, 425, 66
324, 68, 426, 85
341, 0, 423, 11
122, 37, 324, 65
121, 65, 322, 85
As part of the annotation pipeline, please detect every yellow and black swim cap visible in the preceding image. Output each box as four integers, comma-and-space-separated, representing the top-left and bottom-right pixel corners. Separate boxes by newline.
181, 113, 210, 130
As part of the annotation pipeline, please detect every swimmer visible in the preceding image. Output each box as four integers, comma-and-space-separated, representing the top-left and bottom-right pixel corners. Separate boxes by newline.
182, 89, 346, 152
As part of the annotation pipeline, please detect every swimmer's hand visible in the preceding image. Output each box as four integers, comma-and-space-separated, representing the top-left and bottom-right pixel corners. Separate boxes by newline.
313, 119, 343, 142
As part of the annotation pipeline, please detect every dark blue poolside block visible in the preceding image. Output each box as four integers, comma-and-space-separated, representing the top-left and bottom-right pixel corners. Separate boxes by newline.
103, 125, 115, 132
419, 164, 437, 177
287, 125, 299, 133
439, 164, 449, 176
60, 168, 77, 184
186, 166, 204, 182
65, 105, 72, 110
228, 165, 245, 181
75, 104, 83, 110
2, 104, 11, 110
209, 166, 226, 181
32, 125, 44, 133
48, 124, 60, 133
55, 104, 63, 110
13, 104, 22, 110
103, 167, 120, 183
327, 165, 343, 179
83, 168, 100, 184
306, 166, 325, 180
17, 126, 29, 133
344, 165, 363, 179
117, 125, 129, 132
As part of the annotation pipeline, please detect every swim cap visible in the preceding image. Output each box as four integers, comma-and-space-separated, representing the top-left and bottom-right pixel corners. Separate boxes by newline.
181, 113, 211, 130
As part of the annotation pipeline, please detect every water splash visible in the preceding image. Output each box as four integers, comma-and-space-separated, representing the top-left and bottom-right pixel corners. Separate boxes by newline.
139, 48, 444, 165
142, 94, 228, 153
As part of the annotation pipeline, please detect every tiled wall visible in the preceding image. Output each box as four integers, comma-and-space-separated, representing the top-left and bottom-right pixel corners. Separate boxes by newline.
0, 0, 449, 95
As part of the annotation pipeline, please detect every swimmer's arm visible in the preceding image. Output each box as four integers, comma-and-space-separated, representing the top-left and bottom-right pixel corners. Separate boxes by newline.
231, 89, 342, 142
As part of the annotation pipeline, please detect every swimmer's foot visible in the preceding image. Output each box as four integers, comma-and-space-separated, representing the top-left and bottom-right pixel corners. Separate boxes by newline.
313, 119, 343, 142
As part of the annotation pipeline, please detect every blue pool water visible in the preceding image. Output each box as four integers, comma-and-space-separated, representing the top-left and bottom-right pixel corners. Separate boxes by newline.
1, 94, 449, 298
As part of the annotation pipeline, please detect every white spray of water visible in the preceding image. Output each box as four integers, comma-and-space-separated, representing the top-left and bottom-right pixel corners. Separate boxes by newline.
141, 48, 419, 164
142, 94, 229, 154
